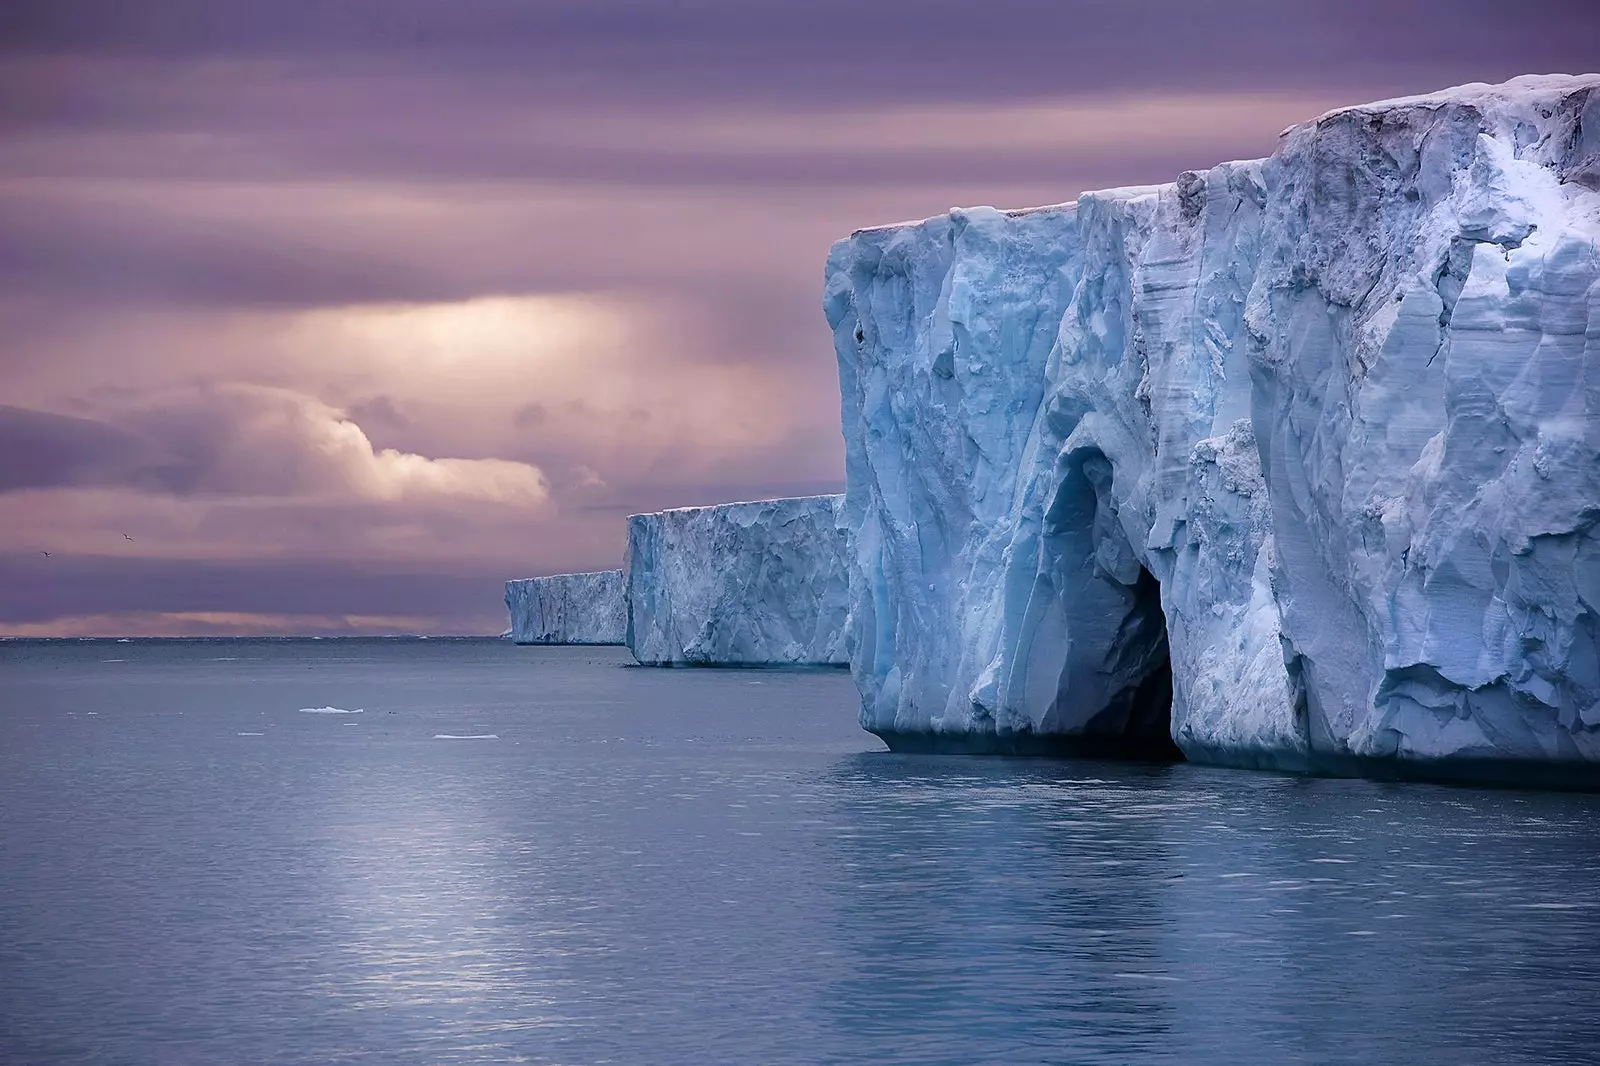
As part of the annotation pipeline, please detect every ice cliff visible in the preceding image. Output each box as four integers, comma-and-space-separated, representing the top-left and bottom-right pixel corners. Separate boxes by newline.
505, 570, 626, 645
626, 495, 851, 665
826, 75, 1600, 783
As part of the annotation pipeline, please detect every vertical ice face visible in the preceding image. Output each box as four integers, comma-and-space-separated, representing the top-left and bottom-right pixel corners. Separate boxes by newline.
825, 202, 1097, 750
828, 75, 1600, 782
625, 495, 851, 665
505, 570, 627, 645
1247, 78, 1600, 773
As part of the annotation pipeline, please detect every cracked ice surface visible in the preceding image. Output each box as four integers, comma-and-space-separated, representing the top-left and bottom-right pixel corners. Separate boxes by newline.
626, 496, 851, 665
826, 74, 1600, 783
506, 570, 626, 645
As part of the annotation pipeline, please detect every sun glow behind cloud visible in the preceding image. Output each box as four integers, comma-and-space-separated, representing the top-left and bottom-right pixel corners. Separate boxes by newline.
300, 295, 630, 376
267, 293, 836, 486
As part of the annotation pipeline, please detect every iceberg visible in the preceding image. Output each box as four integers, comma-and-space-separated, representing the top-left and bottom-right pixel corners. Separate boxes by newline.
826, 75, 1600, 784
625, 495, 851, 665
505, 570, 626, 645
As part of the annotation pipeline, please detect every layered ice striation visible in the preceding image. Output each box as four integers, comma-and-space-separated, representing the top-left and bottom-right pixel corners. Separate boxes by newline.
506, 570, 627, 645
826, 75, 1600, 783
626, 496, 851, 665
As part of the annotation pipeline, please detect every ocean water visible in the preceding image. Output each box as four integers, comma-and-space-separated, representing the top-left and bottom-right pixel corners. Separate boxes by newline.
2, 638, 1598, 1066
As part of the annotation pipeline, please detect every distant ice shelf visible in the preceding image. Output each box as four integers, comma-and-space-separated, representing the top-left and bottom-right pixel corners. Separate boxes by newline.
625, 495, 852, 666
505, 570, 626, 645
826, 74, 1600, 786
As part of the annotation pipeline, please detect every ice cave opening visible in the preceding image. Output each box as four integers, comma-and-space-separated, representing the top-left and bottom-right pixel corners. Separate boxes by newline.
1040, 448, 1183, 762
1074, 564, 1182, 762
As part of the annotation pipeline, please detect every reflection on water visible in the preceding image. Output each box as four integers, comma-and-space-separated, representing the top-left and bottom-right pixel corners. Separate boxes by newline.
2, 638, 1598, 1065
820, 756, 1600, 1064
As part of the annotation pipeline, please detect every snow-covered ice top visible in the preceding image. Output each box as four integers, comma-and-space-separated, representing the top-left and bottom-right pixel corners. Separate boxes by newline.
826, 74, 1600, 784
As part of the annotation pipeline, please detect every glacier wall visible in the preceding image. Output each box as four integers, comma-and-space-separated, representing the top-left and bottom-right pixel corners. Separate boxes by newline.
826, 75, 1600, 782
506, 570, 627, 645
626, 495, 851, 666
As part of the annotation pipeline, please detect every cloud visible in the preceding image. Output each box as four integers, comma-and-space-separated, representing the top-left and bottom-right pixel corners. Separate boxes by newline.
0, 546, 521, 637
3, 1, 1594, 106
0, 610, 449, 637
1, 66, 1352, 188
346, 394, 410, 434
137, 385, 549, 505
2, 289, 845, 527
510, 402, 547, 429
1, 387, 550, 505
0, 404, 159, 491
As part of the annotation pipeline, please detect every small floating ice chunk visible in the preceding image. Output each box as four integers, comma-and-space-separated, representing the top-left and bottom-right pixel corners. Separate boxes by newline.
432, 734, 499, 740
299, 706, 364, 714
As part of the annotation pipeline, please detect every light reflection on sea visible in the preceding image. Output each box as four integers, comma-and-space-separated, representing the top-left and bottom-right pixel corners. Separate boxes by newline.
2, 638, 1597, 1065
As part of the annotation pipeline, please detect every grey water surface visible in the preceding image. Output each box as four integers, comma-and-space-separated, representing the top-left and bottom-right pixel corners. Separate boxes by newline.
2, 638, 1598, 1065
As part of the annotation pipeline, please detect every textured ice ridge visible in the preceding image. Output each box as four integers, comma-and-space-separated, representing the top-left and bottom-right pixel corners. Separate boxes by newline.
505, 570, 626, 645
826, 74, 1600, 783
626, 495, 851, 665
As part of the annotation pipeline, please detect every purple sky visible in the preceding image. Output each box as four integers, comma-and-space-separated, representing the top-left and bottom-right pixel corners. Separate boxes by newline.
3, 0, 1597, 636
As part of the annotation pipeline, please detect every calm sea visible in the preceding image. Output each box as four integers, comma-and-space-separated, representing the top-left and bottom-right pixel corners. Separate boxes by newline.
2, 638, 1598, 1065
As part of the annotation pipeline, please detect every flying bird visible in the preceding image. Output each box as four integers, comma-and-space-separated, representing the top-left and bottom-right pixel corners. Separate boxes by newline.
40, 550, 50, 557
122, 533, 134, 541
